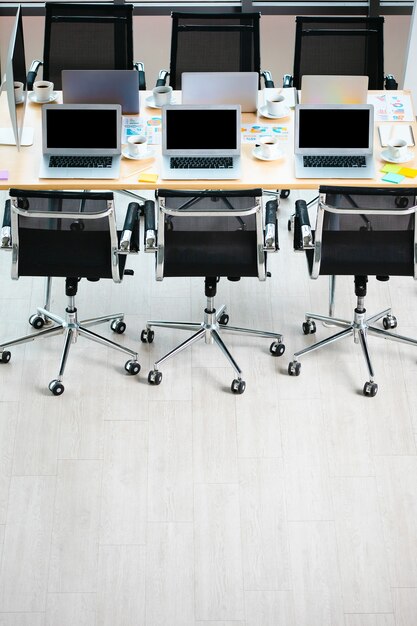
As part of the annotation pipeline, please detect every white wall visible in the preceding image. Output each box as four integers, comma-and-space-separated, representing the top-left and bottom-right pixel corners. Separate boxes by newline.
0, 13, 412, 89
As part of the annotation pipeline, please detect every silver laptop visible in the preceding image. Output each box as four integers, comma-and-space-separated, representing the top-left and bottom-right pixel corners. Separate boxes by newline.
301, 75, 369, 105
39, 104, 122, 179
161, 104, 241, 180
62, 69, 139, 114
294, 104, 375, 179
182, 72, 258, 112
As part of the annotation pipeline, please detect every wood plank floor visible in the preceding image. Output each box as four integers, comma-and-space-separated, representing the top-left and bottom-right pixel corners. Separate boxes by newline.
0, 190, 416, 625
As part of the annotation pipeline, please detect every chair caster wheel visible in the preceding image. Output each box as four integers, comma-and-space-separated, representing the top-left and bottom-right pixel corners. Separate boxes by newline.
270, 341, 285, 356
288, 361, 301, 376
363, 381, 378, 397
148, 370, 162, 385
231, 379, 246, 394
219, 313, 229, 325
125, 360, 140, 375
382, 314, 397, 330
111, 319, 126, 334
49, 379, 64, 396
0, 350, 11, 363
141, 329, 154, 343
302, 320, 316, 334
29, 314, 45, 329
280, 189, 290, 199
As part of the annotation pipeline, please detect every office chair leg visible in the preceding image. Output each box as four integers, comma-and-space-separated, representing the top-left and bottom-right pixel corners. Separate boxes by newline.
367, 325, 417, 349
0, 323, 65, 352
357, 328, 379, 397
78, 325, 139, 360
145, 320, 203, 333
148, 327, 206, 385
211, 328, 246, 394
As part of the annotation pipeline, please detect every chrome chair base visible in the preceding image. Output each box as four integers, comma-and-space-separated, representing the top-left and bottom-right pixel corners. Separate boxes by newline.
288, 303, 417, 397
142, 298, 285, 394
0, 298, 140, 395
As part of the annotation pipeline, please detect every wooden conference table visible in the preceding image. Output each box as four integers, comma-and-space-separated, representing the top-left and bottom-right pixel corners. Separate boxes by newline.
0, 89, 416, 191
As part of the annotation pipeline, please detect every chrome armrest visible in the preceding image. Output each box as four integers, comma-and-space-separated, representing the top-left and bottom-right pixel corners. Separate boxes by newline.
385, 74, 398, 90
264, 198, 278, 251
1, 199, 11, 249
294, 199, 313, 250
283, 74, 293, 88
261, 70, 274, 88
120, 202, 140, 252
134, 61, 146, 90
156, 70, 169, 87
143, 199, 157, 251
27, 60, 43, 90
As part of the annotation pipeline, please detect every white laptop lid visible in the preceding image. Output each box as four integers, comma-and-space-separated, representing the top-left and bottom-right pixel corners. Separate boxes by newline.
295, 104, 374, 156
301, 75, 369, 105
162, 104, 241, 157
181, 72, 258, 112
42, 103, 122, 156
62, 69, 139, 114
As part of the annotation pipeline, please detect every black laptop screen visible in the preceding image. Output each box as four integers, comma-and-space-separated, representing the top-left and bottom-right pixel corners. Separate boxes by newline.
298, 109, 370, 149
166, 109, 237, 150
46, 109, 118, 149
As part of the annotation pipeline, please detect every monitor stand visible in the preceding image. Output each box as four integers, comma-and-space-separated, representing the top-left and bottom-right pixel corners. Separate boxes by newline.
0, 126, 34, 146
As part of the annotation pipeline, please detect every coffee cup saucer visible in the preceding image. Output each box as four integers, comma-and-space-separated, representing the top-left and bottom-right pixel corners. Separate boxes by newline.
252, 145, 283, 161
258, 105, 290, 120
145, 95, 176, 109
122, 146, 154, 160
14, 97, 24, 105
29, 91, 58, 104
380, 149, 413, 164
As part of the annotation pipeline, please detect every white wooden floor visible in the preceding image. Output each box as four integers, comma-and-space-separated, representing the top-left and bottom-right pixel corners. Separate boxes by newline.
0, 190, 417, 626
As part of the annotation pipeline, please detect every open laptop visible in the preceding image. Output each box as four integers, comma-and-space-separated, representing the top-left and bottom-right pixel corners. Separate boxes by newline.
161, 104, 241, 180
301, 75, 369, 105
39, 104, 122, 179
181, 72, 258, 112
294, 104, 375, 179
62, 69, 139, 114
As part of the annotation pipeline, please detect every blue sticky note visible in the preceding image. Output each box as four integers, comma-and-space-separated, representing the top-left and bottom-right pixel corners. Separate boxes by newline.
0, 170, 8, 180
381, 172, 405, 184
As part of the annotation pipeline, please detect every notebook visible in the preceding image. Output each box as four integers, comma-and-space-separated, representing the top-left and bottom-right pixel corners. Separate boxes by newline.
161, 104, 241, 180
294, 104, 375, 179
39, 104, 122, 179
62, 69, 139, 114
181, 72, 258, 112
301, 75, 369, 105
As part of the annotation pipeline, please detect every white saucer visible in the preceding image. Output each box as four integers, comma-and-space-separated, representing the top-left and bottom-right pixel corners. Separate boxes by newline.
258, 105, 290, 120
252, 145, 283, 161
122, 147, 154, 160
15, 97, 24, 105
29, 91, 58, 104
380, 149, 414, 164
145, 95, 176, 109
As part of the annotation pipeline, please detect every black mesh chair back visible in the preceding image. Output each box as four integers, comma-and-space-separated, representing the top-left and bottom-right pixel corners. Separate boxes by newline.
314, 187, 416, 277
293, 16, 385, 90
158, 190, 262, 278
11, 190, 128, 281
42, 3, 135, 89
168, 12, 262, 89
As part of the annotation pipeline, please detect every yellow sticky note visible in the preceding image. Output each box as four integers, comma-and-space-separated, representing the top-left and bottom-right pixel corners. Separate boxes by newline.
138, 173, 158, 183
398, 167, 417, 178
380, 163, 402, 173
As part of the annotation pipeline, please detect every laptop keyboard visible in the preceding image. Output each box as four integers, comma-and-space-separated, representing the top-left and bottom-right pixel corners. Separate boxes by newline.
303, 155, 367, 168
170, 157, 233, 169
49, 156, 113, 168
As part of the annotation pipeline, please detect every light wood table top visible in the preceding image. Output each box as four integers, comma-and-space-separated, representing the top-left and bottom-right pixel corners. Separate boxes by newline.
0, 90, 416, 191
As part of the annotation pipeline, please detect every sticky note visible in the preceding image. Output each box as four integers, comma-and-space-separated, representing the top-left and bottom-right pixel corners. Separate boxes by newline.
381, 172, 405, 184
138, 173, 158, 183
0, 170, 9, 180
398, 167, 417, 178
380, 163, 402, 173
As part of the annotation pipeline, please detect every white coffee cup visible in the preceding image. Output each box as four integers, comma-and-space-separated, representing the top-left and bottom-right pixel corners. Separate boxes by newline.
33, 80, 54, 102
259, 135, 280, 159
14, 81, 24, 103
127, 134, 148, 158
152, 85, 173, 107
266, 94, 286, 117
387, 138, 408, 161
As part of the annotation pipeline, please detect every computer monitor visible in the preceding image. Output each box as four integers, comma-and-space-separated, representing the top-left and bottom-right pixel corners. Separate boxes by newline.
0, 5, 33, 149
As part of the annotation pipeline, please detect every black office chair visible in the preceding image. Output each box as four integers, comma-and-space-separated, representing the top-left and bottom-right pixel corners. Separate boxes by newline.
0, 189, 142, 395
27, 2, 146, 90
140, 189, 284, 394
288, 186, 417, 396
156, 11, 274, 89
284, 16, 397, 90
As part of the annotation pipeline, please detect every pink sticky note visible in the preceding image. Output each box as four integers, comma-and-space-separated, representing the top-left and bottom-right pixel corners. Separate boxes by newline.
0, 170, 9, 180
